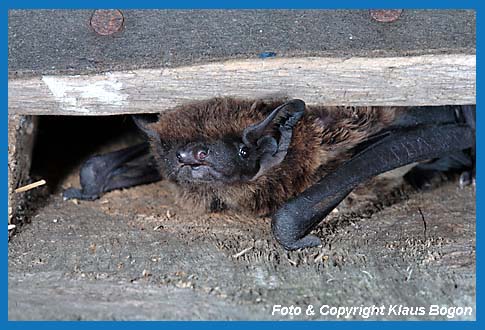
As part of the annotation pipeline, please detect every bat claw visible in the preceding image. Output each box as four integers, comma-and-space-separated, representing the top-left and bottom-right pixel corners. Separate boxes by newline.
62, 188, 81, 200
271, 207, 322, 250
63, 187, 99, 201
278, 234, 322, 251
62, 142, 161, 202
459, 170, 475, 188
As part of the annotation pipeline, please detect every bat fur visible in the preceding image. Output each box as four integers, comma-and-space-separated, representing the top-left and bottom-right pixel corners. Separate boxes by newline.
64, 97, 474, 249
143, 97, 401, 215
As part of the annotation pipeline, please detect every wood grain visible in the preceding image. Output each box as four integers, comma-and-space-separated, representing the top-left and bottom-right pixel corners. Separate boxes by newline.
8, 54, 475, 116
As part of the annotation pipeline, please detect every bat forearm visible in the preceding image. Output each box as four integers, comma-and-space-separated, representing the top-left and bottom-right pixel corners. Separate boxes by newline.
272, 111, 475, 250
63, 142, 162, 201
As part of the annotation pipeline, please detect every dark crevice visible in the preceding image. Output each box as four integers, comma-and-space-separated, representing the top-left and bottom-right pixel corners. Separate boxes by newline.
30, 115, 141, 194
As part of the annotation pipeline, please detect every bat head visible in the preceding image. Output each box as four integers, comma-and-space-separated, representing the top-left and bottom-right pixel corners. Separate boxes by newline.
133, 98, 306, 187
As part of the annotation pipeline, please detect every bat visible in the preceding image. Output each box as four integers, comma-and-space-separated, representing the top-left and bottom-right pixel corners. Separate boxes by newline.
63, 97, 475, 250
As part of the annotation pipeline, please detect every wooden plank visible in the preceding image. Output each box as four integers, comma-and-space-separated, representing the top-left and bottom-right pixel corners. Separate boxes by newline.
8, 54, 475, 116
8, 115, 38, 225
9, 10, 476, 78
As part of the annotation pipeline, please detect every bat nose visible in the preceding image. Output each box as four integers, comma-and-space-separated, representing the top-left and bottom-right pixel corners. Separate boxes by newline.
176, 150, 191, 163
176, 146, 209, 164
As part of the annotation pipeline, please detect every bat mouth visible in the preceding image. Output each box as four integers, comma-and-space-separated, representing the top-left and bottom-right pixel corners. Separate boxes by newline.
178, 164, 225, 182
180, 163, 209, 171
175, 163, 243, 184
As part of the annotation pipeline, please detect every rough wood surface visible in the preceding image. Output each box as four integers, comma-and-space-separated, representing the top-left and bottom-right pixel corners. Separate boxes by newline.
8, 10, 475, 78
8, 115, 38, 225
8, 180, 475, 320
8, 54, 475, 116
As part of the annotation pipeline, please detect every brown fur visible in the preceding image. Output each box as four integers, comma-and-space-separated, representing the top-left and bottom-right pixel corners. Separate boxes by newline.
148, 97, 401, 215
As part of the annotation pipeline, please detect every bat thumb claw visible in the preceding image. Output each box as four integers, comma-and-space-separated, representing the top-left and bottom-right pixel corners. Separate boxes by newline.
62, 187, 83, 200
271, 212, 322, 250
275, 233, 322, 251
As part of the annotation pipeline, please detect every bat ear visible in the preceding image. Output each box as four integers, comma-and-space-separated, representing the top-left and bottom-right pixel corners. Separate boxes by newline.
244, 99, 306, 181
242, 99, 305, 147
132, 114, 160, 142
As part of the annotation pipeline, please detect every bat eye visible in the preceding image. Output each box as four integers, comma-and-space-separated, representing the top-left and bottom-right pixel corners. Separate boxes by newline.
239, 145, 250, 159
195, 148, 209, 161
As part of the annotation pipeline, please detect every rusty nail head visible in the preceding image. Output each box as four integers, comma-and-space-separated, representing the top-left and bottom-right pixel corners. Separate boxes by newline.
370, 10, 403, 23
90, 10, 124, 35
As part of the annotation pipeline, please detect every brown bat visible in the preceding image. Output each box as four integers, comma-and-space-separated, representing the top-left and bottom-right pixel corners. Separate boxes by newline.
64, 97, 475, 250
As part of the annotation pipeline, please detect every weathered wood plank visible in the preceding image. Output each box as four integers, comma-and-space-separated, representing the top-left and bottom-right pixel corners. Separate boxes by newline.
8, 54, 475, 116
8, 10, 476, 78
8, 115, 38, 225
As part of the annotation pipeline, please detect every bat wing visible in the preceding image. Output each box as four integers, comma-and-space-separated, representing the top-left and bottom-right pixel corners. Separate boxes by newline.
272, 105, 475, 250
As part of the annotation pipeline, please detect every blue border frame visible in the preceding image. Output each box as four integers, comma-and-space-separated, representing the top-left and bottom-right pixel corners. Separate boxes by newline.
3, 0, 480, 329
1, 1, 479, 9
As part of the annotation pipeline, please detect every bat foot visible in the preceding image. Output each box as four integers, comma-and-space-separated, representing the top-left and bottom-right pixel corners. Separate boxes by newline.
459, 170, 475, 188
404, 151, 475, 190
